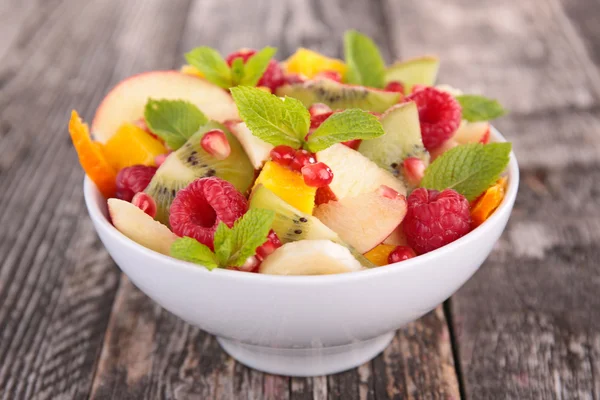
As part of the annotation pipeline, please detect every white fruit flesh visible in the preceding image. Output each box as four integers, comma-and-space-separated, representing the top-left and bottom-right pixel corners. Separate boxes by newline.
453, 121, 490, 144
92, 71, 239, 142
317, 143, 407, 199
314, 190, 407, 253
259, 240, 363, 275
108, 198, 179, 255
385, 56, 440, 93
229, 122, 273, 169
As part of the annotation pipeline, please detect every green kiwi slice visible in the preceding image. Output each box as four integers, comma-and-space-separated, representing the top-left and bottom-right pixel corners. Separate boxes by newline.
249, 184, 375, 268
145, 121, 254, 225
275, 79, 401, 113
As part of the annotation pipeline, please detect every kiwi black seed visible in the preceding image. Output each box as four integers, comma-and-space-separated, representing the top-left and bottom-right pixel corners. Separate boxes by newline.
144, 122, 254, 226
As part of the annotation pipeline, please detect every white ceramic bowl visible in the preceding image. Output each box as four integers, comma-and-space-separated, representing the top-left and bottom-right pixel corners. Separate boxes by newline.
84, 128, 518, 377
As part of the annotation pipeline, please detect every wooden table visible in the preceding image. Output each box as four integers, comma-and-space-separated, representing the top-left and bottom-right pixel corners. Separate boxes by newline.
1, 0, 599, 398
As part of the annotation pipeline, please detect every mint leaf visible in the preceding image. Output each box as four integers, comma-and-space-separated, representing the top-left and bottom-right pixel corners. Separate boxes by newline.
240, 46, 277, 86
230, 86, 309, 148
213, 222, 233, 265
230, 57, 245, 86
171, 237, 219, 270
185, 46, 232, 88
343, 30, 386, 88
456, 95, 507, 122
421, 142, 511, 201
144, 99, 208, 150
228, 208, 275, 267
306, 109, 385, 152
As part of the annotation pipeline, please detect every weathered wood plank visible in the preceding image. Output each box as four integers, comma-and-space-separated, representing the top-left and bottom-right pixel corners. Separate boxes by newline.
0, 0, 192, 399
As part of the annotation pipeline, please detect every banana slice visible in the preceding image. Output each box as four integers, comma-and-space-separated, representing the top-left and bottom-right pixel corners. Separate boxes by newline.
259, 240, 363, 276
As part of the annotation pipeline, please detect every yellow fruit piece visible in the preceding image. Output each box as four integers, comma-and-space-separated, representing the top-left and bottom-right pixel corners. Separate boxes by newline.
68, 110, 117, 198
471, 177, 507, 227
364, 244, 397, 266
103, 122, 167, 170
254, 161, 316, 214
180, 64, 204, 78
284, 48, 347, 79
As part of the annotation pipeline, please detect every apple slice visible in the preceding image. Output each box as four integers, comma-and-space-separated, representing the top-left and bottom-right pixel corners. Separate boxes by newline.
108, 198, 179, 255
385, 56, 440, 94
316, 143, 407, 199
228, 121, 273, 169
92, 71, 239, 142
259, 240, 363, 275
453, 121, 491, 144
314, 187, 407, 253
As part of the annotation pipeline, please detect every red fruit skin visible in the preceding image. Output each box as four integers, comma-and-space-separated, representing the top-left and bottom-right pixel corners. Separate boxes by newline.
169, 177, 248, 249
255, 230, 282, 262
480, 127, 491, 144
301, 162, 333, 187
270, 145, 296, 167
388, 246, 417, 263
310, 111, 335, 130
403, 188, 471, 254
315, 186, 337, 205
342, 139, 361, 150
308, 103, 333, 118
226, 49, 285, 91
406, 87, 462, 151
284, 74, 306, 85
201, 129, 231, 160
132, 192, 157, 218
115, 165, 157, 202
385, 81, 405, 93
314, 70, 342, 82
290, 150, 316, 172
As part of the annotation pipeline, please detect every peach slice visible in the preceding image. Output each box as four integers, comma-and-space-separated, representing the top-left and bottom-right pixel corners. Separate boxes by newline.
92, 71, 239, 142
453, 121, 491, 145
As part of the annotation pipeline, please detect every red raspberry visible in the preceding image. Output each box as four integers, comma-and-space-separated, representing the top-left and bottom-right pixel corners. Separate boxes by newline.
270, 145, 296, 167
403, 188, 471, 254
226, 49, 284, 91
388, 246, 416, 263
115, 165, 157, 202
406, 87, 461, 150
385, 81, 404, 93
169, 177, 248, 249
301, 162, 333, 187
255, 230, 282, 261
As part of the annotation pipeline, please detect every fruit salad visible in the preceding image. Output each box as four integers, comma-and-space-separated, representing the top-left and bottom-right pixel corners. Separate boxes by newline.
69, 30, 511, 275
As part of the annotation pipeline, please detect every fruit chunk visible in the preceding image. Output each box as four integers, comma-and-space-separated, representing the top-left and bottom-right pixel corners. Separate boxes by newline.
132, 192, 157, 218
453, 121, 491, 145
317, 143, 407, 199
228, 121, 274, 169
385, 56, 440, 94
115, 165, 157, 202
169, 177, 248, 249
314, 187, 408, 253
103, 123, 167, 170
108, 198, 179, 255
68, 111, 117, 198
145, 122, 254, 224
259, 240, 362, 275
253, 161, 317, 215
364, 244, 397, 266
403, 188, 471, 254
276, 79, 401, 113
358, 102, 429, 185
470, 177, 507, 227
92, 71, 239, 142
284, 48, 347, 79
200, 129, 231, 160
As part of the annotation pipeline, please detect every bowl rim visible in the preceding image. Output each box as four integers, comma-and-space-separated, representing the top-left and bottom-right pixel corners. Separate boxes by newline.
84, 126, 519, 285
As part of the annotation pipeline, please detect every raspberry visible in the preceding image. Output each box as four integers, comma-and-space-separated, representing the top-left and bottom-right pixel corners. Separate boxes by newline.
388, 246, 416, 263
385, 81, 404, 93
115, 165, 157, 202
226, 49, 284, 91
169, 177, 248, 249
406, 87, 461, 150
403, 188, 471, 254
301, 162, 333, 187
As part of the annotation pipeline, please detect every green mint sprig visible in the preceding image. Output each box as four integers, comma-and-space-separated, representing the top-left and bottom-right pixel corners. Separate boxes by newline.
343, 30, 386, 89
456, 95, 507, 122
421, 142, 511, 201
144, 99, 208, 150
230, 86, 385, 152
170, 208, 275, 270
184, 46, 277, 89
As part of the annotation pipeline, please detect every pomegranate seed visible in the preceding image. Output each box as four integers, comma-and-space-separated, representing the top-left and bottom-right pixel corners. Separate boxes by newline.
310, 111, 335, 130
385, 81, 405, 93
342, 139, 361, 150
238, 255, 260, 272
315, 186, 337, 205
377, 185, 401, 199
301, 162, 333, 187
201, 129, 231, 160
402, 157, 426, 186
132, 192, 157, 218
255, 230, 282, 261
308, 103, 333, 118
314, 70, 342, 82
290, 149, 316, 172
388, 246, 417, 263
154, 153, 170, 167
270, 145, 296, 167
225, 48, 256, 65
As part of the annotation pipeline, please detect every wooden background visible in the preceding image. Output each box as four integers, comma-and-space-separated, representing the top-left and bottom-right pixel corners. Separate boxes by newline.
1, 0, 599, 398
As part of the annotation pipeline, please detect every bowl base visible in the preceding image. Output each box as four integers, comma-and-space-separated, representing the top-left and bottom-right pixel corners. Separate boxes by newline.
217, 332, 395, 377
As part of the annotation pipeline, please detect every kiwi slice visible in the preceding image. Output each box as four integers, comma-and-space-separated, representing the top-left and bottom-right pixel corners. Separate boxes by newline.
384, 56, 440, 94
275, 79, 401, 113
358, 102, 429, 187
249, 184, 375, 268
145, 121, 254, 225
